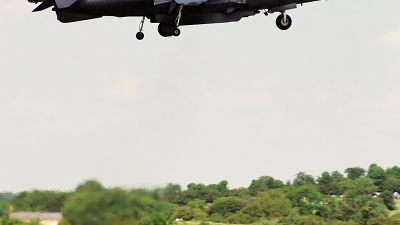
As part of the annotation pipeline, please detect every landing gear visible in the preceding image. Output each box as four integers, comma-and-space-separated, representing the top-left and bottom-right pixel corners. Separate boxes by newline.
157, 5, 183, 37
175, 5, 183, 28
158, 23, 180, 37
136, 32, 144, 40
276, 12, 292, 30
136, 16, 145, 40
157, 23, 180, 37
174, 28, 181, 36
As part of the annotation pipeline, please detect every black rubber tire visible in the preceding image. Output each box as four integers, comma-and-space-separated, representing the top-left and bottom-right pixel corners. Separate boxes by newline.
136, 32, 144, 40
173, 28, 181, 37
158, 23, 175, 37
158, 23, 168, 37
276, 14, 292, 30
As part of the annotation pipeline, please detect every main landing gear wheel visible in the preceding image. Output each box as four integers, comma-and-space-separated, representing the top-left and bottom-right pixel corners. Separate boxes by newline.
276, 13, 292, 30
136, 32, 144, 40
158, 23, 179, 37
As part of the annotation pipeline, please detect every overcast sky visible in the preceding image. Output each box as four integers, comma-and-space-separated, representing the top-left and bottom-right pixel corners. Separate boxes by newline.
0, 0, 399, 192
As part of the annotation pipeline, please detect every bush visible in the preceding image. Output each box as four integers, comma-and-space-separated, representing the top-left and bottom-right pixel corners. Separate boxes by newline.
367, 215, 400, 225
223, 212, 252, 224
0, 218, 40, 225
380, 190, 395, 210
172, 207, 207, 221
208, 197, 245, 218
280, 215, 326, 225
254, 220, 280, 225
140, 213, 173, 225
325, 220, 360, 225
207, 213, 224, 223
187, 200, 206, 209
58, 220, 71, 225
240, 190, 293, 220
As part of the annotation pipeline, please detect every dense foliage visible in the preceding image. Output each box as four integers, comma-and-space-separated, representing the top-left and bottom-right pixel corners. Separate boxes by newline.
1, 163, 400, 225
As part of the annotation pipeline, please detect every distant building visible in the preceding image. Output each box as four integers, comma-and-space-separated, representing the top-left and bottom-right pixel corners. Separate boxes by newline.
9, 212, 62, 225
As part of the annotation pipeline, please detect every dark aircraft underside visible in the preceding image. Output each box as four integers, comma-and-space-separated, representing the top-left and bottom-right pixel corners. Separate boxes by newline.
28, 0, 320, 39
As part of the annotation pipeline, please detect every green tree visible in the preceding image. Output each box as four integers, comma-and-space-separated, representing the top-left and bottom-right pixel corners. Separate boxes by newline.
380, 177, 400, 192
75, 180, 104, 193
228, 188, 250, 200
345, 167, 366, 180
159, 184, 181, 203
367, 164, 386, 187
223, 212, 252, 224
293, 172, 315, 186
240, 190, 293, 222
386, 166, 400, 179
248, 176, 284, 195
284, 185, 333, 217
10, 190, 67, 212
171, 206, 207, 221
331, 171, 345, 182
208, 197, 245, 218
63, 182, 176, 225
0, 193, 15, 202
379, 190, 395, 210
183, 183, 219, 203
285, 185, 322, 208
208, 213, 224, 223
367, 215, 400, 225
318, 182, 341, 196
207, 180, 229, 197
173, 190, 198, 206
317, 171, 339, 195
317, 172, 332, 185
186, 199, 206, 209
335, 195, 387, 224
339, 177, 377, 198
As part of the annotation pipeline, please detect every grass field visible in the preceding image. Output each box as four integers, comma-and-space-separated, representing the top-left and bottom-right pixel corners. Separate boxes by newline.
389, 201, 400, 216
175, 222, 244, 225
175, 222, 227, 225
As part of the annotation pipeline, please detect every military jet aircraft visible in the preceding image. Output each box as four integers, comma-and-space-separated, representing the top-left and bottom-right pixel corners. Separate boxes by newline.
28, 0, 318, 40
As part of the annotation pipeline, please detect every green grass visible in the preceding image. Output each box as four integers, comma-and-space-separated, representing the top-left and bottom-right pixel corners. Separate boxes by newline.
175, 222, 245, 225
389, 201, 400, 216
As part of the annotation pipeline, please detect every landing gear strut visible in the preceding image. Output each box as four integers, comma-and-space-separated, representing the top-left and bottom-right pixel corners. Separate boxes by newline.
136, 16, 145, 40
276, 11, 292, 30
174, 5, 183, 37
175, 5, 183, 28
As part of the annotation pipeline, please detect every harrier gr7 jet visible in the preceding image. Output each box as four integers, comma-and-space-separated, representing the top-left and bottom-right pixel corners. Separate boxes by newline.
28, 0, 320, 40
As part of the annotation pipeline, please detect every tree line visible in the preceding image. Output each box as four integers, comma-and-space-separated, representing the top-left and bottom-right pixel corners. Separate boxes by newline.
1, 163, 400, 225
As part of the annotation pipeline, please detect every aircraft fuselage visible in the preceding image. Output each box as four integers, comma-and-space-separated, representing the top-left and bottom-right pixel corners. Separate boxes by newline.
29, 0, 321, 39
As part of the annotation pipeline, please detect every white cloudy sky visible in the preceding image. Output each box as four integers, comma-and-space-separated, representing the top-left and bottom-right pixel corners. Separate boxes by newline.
0, 0, 399, 192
